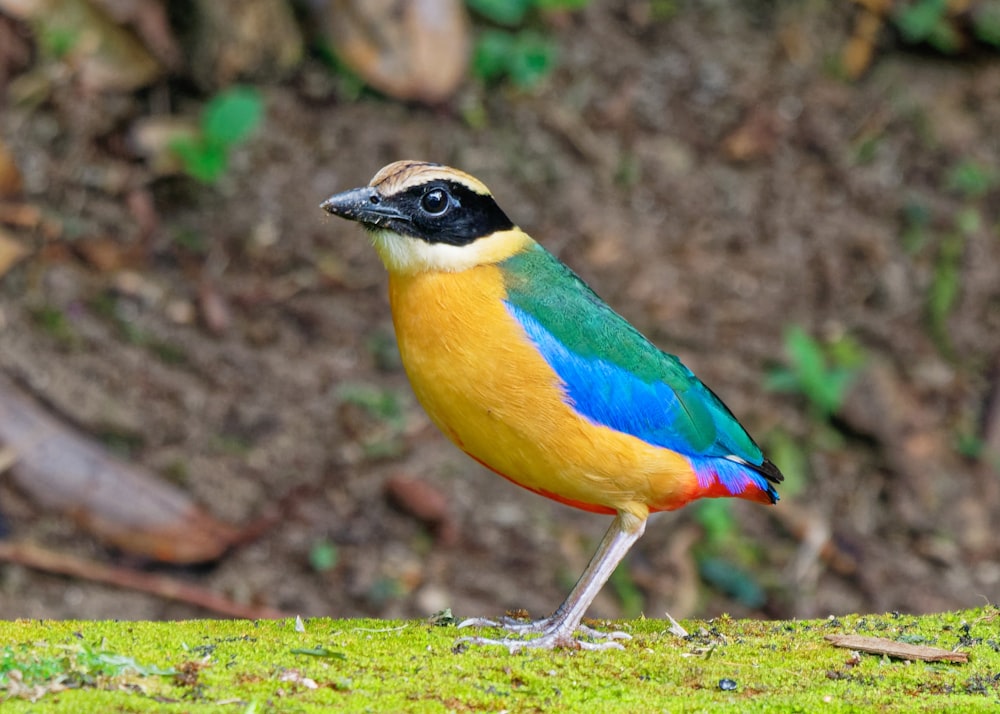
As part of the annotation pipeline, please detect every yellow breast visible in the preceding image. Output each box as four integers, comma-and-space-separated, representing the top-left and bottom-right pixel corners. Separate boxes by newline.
387, 262, 697, 520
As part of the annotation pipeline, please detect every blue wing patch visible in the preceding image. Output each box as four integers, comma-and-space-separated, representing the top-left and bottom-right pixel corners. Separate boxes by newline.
505, 301, 734, 457
505, 301, 778, 501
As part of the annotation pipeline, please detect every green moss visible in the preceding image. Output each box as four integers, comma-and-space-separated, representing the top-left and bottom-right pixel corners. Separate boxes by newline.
0, 608, 996, 711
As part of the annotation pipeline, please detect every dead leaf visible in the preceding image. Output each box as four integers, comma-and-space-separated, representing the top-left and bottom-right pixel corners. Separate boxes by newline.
323, 0, 470, 103
125, 187, 158, 240
198, 279, 231, 336
0, 202, 42, 229
1, 0, 163, 92
384, 473, 456, 545
0, 0, 41, 19
0, 138, 23, 197
187, 0, 303, 89
0, 14, 33, 87
723, 107, 783, 162
73, 236, 128, 272
0, 444, 16, 472
825, 634, 969, 663
0, 228, 29, 277
128, 115, 198, 176
90, 0, 182, 69
842, 8, 884, 80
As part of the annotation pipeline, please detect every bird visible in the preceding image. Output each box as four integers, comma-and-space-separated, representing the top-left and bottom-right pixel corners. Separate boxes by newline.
321, 161, 783, 651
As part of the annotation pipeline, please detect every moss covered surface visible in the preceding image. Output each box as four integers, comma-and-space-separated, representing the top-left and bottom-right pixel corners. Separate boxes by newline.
0, 607, 996, 712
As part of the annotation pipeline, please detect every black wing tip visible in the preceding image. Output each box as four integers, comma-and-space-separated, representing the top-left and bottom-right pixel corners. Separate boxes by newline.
755, 457, 785, 485
723, 455, 783, 504
744, 456, 783, 505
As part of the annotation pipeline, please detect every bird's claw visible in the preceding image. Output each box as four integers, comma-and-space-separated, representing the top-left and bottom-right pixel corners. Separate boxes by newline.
577, 623, 631, 640
457, 616, 506, 629
456, 632, 626, 653
458, 616, 552, 634
456, 616, 631, 651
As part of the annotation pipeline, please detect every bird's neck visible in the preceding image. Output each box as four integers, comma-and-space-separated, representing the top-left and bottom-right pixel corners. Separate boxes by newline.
373, 227, 535, 276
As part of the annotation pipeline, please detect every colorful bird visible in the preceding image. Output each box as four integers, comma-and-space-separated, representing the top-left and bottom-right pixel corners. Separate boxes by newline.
321, 161, 782, 651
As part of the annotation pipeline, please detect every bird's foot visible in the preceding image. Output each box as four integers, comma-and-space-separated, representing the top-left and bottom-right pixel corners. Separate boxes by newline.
456, 616, 631, 652
457, 614, 553, 634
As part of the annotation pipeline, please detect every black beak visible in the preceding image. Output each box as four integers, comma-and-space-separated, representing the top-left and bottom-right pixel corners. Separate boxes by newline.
320, 187, 406, 226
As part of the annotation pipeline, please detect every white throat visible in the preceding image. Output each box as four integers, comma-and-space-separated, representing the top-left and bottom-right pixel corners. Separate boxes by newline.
370, 228, 532, 274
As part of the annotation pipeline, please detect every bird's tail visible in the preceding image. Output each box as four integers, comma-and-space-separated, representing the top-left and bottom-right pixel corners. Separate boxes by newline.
690, 455, 783, 505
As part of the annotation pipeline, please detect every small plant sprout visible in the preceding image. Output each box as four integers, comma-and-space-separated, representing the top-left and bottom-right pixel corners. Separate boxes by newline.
171, 86, 264, 184
766, 325, 866, 419
465, 0, 590, 89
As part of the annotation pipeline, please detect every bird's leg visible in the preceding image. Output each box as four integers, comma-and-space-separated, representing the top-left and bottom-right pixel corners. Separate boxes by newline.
458, 512, 646, 652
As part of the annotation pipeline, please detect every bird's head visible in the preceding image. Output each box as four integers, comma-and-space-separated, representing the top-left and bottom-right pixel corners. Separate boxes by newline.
321, 161, 529, 274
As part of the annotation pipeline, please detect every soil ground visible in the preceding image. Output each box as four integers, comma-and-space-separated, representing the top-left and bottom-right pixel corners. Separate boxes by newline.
0, 3, 998, 624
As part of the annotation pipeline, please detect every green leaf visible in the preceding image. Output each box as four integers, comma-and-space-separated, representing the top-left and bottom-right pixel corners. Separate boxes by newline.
0, 645, 66, 686
506, 31, 557, 88
946, 160, 996, 199
927, 231, 964, 352
80, 650, 176, 677
955, 206, 981, 236
767, 325, 864, 417
308, 540, 339, 573
823, 369, 855, 411
170, 136, 228, 183
927, 21, 962, 53
202, 86, 264, 147
536, 0, 590, 10
472, 30, 517, 82
472, 30, 556, 88
828, 333, 867, 370
466, 0, 533, 26
763, 368, 801, 394
784, 326, 829, 410
894, 0, 949, 43
336, 383, 404, 425
39, 25, 78, 59
953, 427, 982, 459
972, 4, 1000, 46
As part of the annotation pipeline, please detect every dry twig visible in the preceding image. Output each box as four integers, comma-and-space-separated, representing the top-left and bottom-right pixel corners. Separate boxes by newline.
825, 634, 969, 663
0, 540, 291, 620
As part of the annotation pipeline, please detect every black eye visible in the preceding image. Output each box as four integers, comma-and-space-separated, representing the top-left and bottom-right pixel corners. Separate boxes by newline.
420, 188, 449, 216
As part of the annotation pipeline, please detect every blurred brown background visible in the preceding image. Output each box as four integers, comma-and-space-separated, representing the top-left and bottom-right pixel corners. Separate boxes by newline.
0, 0, 998, 623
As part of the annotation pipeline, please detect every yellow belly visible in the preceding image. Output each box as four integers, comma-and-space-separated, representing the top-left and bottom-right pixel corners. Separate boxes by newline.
387, 264, 697, 520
